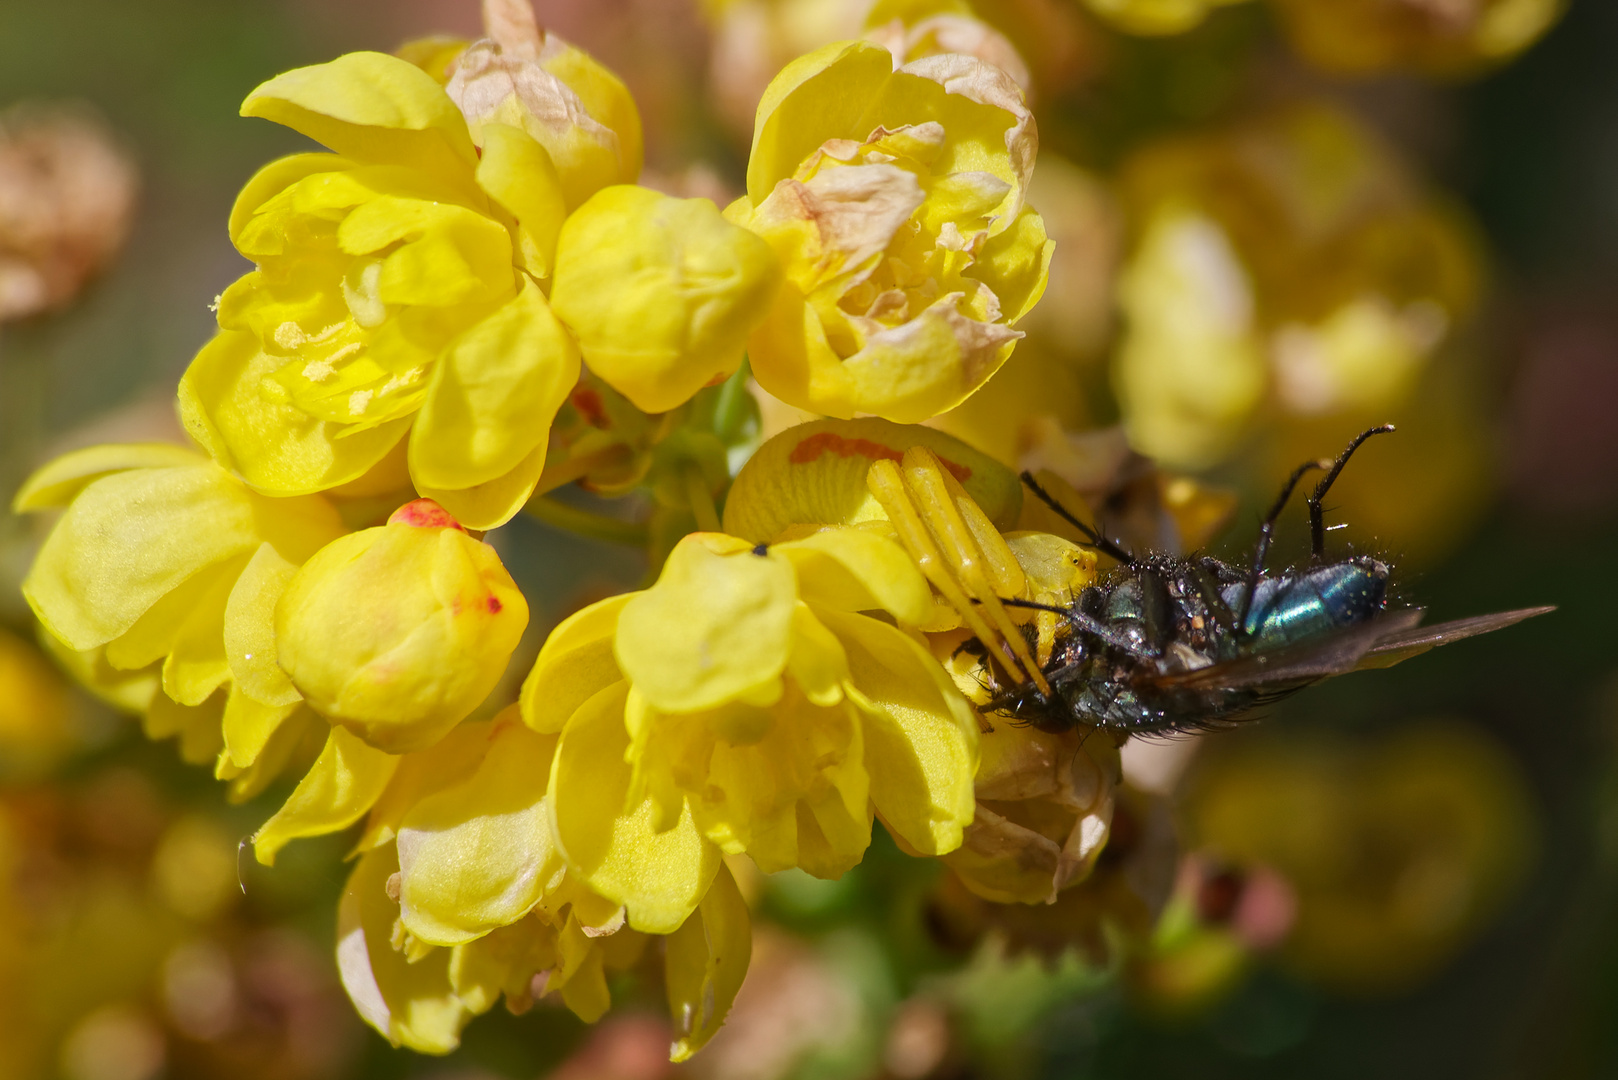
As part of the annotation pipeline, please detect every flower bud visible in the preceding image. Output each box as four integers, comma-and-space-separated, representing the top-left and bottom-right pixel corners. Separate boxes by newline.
551, 185, 780, 414
276, 499, 528, 753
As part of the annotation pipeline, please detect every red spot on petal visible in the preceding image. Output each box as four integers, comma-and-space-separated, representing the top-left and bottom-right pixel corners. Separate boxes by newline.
388, 498, 465, 531
487, 596, 503, 614
787, 432, 972, 481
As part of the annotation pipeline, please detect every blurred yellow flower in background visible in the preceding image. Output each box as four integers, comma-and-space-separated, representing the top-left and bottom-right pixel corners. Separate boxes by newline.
729, 39, 1051, 422
0, 626, 73, 779
1081, 0, 1255, 36
1272, 0, 1565, 76
1114, 102, 1482, 471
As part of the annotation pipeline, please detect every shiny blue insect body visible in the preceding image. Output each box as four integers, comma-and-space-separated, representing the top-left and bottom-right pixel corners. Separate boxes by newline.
987, 428, 1550, 736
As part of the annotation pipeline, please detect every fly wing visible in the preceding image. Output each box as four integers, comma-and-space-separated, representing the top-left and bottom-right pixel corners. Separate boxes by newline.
1151, 609, 1427, 693
1355, 605, 1556, 670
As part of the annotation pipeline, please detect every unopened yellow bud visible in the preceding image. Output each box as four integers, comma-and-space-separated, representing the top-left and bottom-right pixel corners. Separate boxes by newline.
276, 499, 528, 753
551, 185, 781, 414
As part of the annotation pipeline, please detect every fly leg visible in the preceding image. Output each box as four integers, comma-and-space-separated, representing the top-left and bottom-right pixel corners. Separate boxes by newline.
1308, 424, 1396, 560
1237, 457, 1329, 635
1019, 471, 1137, 565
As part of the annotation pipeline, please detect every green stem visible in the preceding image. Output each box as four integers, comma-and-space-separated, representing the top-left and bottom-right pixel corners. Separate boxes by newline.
524, 496, 648, 547
684, 463, 721, 533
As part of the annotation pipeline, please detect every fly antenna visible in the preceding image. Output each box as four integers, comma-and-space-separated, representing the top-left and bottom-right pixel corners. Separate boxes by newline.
1308, 424, 1395, 560
1019, 472, 1137, 565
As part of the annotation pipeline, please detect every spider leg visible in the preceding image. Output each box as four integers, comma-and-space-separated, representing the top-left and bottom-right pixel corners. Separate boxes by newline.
998, 597, 1158, 659
867, 448, 1052, 696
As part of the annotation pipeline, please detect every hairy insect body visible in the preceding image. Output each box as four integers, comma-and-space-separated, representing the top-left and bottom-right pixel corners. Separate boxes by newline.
978, 426, 1548, 737
992, 556, 1393, 735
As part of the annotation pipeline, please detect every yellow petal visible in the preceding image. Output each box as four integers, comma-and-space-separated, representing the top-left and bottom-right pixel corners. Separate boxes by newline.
161, 565, 237, 706
408, 277, 580, 511
242, 51, 478, 181
337, 844, 472, 1054
775, 528, 934, 625
144, 690, 226, 765
520, 593, 630, 734
556, 919, 612, 1022
549, 681, 721, 934
179, 329, 412, 495
357, 719, 500, 852
476, 122, 566, 279
11, 443, 206, 512
841, 297, 1022, 424
413, 438, 551, 533
38, 631, 158, 716
666, 862, 752, 1062
218, 704, 322, 804
24, 465, 261, 650
397, 718, 563, 946
745, 40, 895, 203
445, 33, 641, 210
220, 685, 301, 770
550, 185, 781, 414
615, 536, 797, 713
722, 417, 1022, 543
254, 726, 401, 865
972, 204, 1053, 325
448, 916, 560, 1014
223, 542, 304, 708
228, 152, 352, 252
104, 558, 240, 672
823, 608, 978, 855
785, 603, 848, 708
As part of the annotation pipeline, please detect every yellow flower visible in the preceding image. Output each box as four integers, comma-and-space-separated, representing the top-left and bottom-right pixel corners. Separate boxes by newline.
178, 48, 599, 529
446, 0, 643, 211
319, 709, 749, 1060
1270, 0, 1565, 76
275, 499, 528, 754
927, 785, 1177, 961
522, 526, 979, 922
703, 0, 1031, 137
934, 703, 1122, 904
549, 185, 781, 413
1079, 0, 1254, 36
1113, 103, 1481, 470
728, 39, 1051, 422
16, 443, 343, 792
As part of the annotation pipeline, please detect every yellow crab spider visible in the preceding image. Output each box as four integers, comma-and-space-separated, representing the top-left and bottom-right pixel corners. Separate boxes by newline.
866, 446, 1056, 701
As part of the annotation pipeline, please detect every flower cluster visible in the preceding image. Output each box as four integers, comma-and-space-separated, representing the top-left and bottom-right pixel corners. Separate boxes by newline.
12, 0, 1076, 1059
